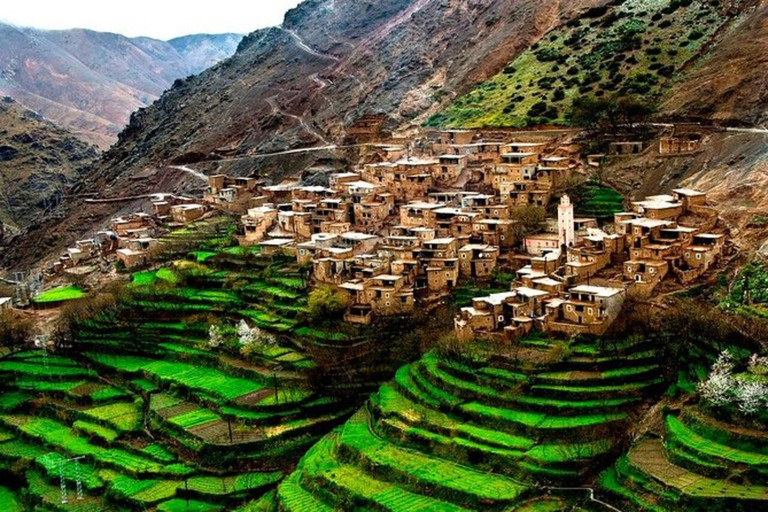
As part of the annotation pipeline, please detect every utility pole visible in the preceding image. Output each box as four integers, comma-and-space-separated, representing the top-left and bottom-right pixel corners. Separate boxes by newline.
59, 460, 68, 504
59, 456, 86, 504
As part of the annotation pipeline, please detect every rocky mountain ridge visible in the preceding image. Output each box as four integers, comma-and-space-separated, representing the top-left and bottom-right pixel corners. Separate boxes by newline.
0, 24, 241, 147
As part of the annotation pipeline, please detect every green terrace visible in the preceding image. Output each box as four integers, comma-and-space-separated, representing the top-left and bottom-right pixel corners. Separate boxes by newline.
277, 335, 666, 510
574, 182, 625, 220
32, 285, 86, 304
0, 221, 377, 508
0, 346, 343, 510
599, 406, 768, 510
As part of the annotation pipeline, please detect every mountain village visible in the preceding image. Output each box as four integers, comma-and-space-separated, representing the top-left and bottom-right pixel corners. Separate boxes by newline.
17, 127, 729, 344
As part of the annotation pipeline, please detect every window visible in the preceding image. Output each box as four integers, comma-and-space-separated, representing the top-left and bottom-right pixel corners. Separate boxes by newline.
588, 308, 593, 315
385, 293, 390, 299
685, 252, 691, 258
498, 315, 504, 322
500, 235, 505, 241
299, 249, 306, 255
386, 301, 391, 307
566, 305, 573, 312
696, 253, 702, 260
461, 253, 467, 259
627, 266, 633, 273
446, 272, 451, 277
649, 268, 655, 274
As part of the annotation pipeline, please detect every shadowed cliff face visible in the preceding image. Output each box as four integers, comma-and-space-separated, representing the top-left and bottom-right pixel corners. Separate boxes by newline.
0, 24, 241, 148
0, 98, 98, 234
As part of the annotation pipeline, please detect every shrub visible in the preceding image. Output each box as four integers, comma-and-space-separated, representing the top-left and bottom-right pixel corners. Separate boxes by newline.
527, 101, 549, 117
308, 286, 349, 321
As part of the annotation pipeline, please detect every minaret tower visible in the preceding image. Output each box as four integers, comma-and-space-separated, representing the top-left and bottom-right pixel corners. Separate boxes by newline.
558, 194, 575, 248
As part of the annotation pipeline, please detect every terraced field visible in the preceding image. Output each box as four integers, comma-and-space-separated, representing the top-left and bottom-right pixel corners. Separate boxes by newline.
600, 406, 768, 510
0, 222, 359, 510
277, 336, 666, 510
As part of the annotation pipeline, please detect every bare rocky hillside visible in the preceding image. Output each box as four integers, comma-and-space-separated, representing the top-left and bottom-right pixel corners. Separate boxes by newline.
0, 24, 240, 147
0, 97, 97, 236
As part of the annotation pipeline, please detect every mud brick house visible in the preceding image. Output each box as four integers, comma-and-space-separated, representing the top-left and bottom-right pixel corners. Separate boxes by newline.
328, 172, 361, 189
433, 207, 483, 240
609, 141, 644, 155
274, 210, 313, 241
524, 233, 561, 256
313, 199, 351, 232
111, 213, 154, 237
676, 234, 726, 284
631, 196, 684, 220
390, 159, 436, 202
116, 237, 159, 269
435, 154, 468, 183
672, 188, 708, 210
472, 218, 518, 249
490, 152, 540, 191
431, 130, 475, 154
340, 274, 415, 325
299, 232, 380, 265
659, 136, 701, 155
170, 204, 206, 225
205, 175, 259, 205
399, 202, 446, 229
544, 285, 626, 336
257, 238, 295, 257
566, 232, 624, 280
455, 287, 550, 342
505, 142, 547, 154
458, 244, 500, 278
352, 191, 395, 232
419, 237, 459, 293
241, 206, 278, 244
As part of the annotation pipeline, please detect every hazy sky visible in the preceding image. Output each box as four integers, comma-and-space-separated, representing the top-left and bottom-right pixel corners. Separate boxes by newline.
1, 0, 304, 40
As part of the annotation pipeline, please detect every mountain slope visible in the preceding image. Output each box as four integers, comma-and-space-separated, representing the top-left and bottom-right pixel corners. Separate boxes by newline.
0, 97, 97, 237
0, 25, 241, 147
660, 1, 768, 126
430, 0, 766, 128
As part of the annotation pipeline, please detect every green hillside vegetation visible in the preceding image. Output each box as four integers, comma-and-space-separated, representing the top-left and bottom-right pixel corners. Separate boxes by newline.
429, 0, 728, 128
721, 262, 768, 319
276, 335, 667, 510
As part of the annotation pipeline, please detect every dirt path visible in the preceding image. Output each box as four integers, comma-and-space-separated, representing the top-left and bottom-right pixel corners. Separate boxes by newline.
282, 28, 340, 62
170, 165, 209, 182
265, 96, 330, 145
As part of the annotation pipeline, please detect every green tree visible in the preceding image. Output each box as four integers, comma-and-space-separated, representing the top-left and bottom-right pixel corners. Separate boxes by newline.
0, 309, 34, 353
308, 286, 349, 321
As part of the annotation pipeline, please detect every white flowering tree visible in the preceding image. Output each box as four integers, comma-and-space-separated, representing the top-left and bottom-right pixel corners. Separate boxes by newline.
698, 351, 736, 407
237, 320, 256, 346
208, 324, 224, 349
698, 350, 768, 417
238, 320, 278, 357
